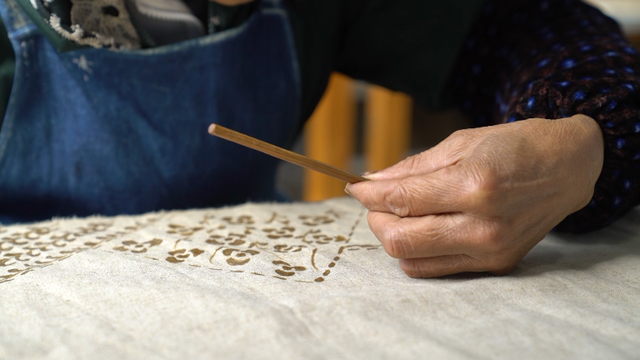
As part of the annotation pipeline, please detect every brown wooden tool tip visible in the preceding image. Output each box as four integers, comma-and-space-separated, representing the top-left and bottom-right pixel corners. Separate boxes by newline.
208, 124, 367, 184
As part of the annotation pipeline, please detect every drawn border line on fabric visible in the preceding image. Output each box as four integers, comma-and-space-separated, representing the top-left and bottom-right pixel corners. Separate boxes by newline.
311, 208, 377, 283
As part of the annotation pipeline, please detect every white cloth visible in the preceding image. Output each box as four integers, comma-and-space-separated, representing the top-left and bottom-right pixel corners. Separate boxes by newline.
1, 198, 639, 359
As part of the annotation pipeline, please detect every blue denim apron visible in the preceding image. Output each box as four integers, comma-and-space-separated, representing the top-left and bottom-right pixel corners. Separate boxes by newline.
0, 0, 300, 224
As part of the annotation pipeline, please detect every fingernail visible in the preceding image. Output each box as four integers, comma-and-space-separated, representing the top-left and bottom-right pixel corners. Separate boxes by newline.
344, 184, 353, 197
361, 170, 380, 180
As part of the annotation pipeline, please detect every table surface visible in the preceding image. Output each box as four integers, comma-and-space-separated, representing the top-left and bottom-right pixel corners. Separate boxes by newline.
1, 198, 638, 360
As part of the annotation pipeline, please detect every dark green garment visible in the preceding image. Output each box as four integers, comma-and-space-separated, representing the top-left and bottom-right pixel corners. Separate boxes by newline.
0, 0, 484, 127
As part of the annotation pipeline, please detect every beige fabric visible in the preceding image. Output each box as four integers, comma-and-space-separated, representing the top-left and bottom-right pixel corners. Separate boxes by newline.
1, 197, 639, 359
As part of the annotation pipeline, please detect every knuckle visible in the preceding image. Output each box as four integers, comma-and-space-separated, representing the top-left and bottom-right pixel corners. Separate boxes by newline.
399, 260, 424, 278
380, 224, 409, 258
366, 211, 378, 225
457, 254, 479, 271
449, 129, 470, 142
366, 211, 380, 234
383, 182, 414, 217
474, 234, 522, 274
491, 263, 519, 276
486, 256, 519, 275
403, 154, 423, 172
476, 223, 507, 252
481, 253, 506, 270
476, 168, 500, 193
462, 169, 500, 211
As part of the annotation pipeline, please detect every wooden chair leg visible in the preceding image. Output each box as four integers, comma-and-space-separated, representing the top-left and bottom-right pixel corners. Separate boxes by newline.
303, 73, 356, 201
365, 85, 413, 173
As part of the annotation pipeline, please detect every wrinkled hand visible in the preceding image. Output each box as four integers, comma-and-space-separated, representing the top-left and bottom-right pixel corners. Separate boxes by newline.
346, 115, 604, 278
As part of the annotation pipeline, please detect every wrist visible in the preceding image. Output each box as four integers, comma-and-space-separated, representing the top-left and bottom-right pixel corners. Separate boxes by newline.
557, 114, 605, 212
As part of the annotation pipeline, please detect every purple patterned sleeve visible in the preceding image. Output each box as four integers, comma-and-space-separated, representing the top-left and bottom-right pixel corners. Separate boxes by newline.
451, 0, 640, 233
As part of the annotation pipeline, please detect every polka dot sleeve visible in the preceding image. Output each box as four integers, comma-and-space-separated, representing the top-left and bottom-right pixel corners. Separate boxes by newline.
450, 0, 640, 233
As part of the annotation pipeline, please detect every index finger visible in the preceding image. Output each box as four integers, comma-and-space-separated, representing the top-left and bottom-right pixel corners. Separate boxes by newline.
346, 167, 469, 217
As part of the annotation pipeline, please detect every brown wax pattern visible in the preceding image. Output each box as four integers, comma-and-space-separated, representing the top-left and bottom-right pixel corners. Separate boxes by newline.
1, 203, 379, 284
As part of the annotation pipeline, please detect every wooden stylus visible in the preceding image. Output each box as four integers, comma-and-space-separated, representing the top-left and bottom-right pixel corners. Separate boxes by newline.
208, 124, 367, 184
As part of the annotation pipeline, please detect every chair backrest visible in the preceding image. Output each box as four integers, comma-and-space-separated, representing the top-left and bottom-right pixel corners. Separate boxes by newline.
303, 73, 412, 201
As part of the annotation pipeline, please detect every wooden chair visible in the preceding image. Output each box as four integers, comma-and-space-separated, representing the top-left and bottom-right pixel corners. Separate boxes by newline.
302, 1, 640, 202
303, 74, 412, 201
